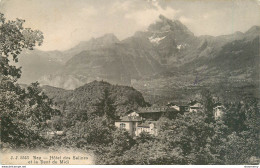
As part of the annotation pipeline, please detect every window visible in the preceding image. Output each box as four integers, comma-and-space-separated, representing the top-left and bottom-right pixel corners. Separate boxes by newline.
120, 123, 126, 129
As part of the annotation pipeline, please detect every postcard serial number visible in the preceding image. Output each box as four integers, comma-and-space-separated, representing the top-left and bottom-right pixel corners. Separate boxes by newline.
10, 156, 30, 160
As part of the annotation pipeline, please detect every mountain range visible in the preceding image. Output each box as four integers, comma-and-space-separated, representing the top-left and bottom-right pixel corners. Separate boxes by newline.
18, 15, 260, 101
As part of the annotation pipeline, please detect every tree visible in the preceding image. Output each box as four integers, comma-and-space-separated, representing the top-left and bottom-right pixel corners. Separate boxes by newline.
158, 111, 217, 164
200, 89, 215, 123
94, 88, 117, 124
210, 98, 260, 164
0, 13, 43, 79
223, 132, 253, 164
0, 13, 57, 149
222, 102, 247, 133
119, 140, 179, 165
208, 120, 229, 164
222, 98, 259, 134
95, 128, 135, 164
0, 81, 59, 148
136, 132, 156, 144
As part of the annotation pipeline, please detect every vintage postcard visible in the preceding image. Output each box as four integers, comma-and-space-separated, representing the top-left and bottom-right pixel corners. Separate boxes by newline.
0, 0, 259, 166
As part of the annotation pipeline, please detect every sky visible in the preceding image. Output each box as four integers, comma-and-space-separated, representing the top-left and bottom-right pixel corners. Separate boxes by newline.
0, 0, 259, 51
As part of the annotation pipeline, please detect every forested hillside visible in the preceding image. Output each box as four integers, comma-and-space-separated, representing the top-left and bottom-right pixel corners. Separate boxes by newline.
42, 80, 149, 117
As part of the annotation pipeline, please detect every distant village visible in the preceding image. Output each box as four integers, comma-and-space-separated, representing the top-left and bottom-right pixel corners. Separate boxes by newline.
115, 101, 225, 137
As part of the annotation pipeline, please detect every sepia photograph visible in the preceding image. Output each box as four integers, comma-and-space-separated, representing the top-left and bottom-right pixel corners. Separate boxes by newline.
0, 0, 259, 166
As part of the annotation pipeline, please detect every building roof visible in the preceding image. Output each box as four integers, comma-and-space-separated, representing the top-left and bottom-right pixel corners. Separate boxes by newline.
167, 102, 188, 106
137, 124, 150, 128
138, 106, 179, 113
115, 115, 142, 122
138, 121, 156, 128
188, 100, 201, 106
127, 111, 139, 117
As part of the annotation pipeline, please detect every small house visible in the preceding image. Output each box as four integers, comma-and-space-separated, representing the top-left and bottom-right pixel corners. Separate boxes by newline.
114, 112, 142, 137
136, 122, 158, 136
188, 101, 202, 112
213, 104, 225, 119
167, 102, 189, 114
138, 105, 182, 120
115, 112, 159, 137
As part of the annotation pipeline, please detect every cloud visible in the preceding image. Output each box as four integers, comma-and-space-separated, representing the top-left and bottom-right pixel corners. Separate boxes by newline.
109, 0, 134, 13
125, 0, 179, 29
0, 0, 259, 51
176, 0, 260, 36
79, 6, 98, 17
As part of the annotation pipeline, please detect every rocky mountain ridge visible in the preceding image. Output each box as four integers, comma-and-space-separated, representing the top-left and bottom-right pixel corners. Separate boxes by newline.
18, 15, 259, 93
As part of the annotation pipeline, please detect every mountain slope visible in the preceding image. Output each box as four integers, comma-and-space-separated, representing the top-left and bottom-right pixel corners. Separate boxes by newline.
18, 49, 63, 84
42, 80, 149, 116
18, 34, 120, 84
19, 15, 260, 97
39, 31, 165, 89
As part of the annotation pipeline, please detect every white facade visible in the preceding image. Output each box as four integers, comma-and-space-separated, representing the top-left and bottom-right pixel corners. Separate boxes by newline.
136, 123, 158, 136
115, 112, 157, 137
117, 121, 142, 136
169, 105, 180, 111
189, 103, 202, 112
213, 105, 225, 119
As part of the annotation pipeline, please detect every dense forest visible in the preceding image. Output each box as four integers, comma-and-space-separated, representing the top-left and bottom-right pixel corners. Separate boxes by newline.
0, 14, 259, 165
